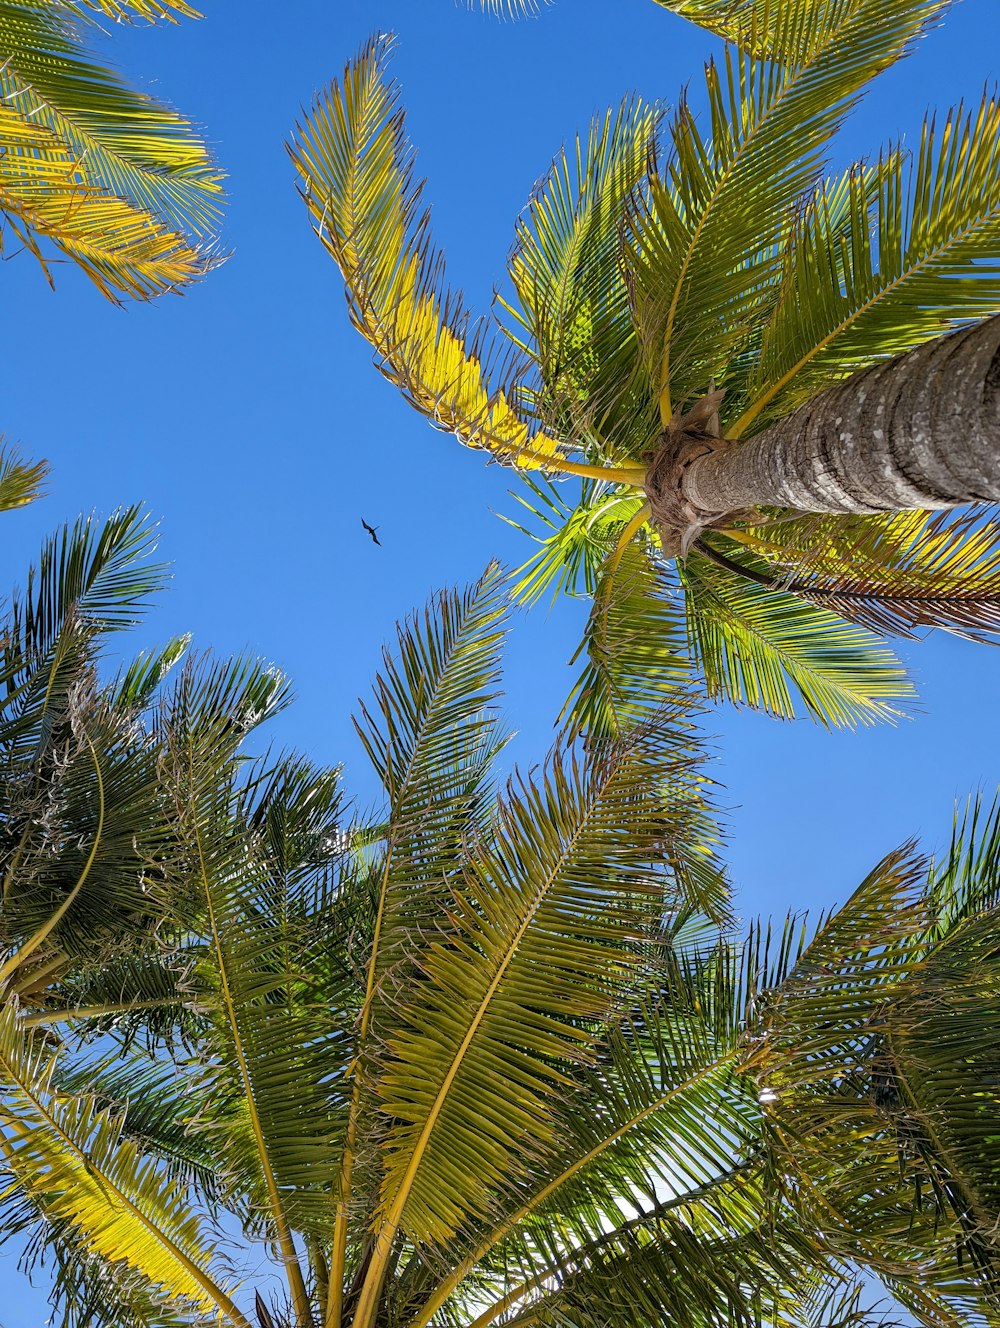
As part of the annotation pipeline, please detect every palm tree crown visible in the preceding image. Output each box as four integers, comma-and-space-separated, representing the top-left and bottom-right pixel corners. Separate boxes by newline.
288, 0, 1000, 729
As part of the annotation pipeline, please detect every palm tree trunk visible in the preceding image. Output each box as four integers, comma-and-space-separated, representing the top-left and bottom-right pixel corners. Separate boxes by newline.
681, 315, 1000, 517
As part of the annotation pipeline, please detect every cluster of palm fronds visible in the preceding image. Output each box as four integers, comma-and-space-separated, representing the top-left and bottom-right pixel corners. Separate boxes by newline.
0, 0, 221, 300
2, 1, 1000, 1326
289, 0, 1000, 728
1, 497, 998, 1328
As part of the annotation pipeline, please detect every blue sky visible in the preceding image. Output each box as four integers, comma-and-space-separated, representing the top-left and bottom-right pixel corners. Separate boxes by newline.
2, 0, 1000, 1317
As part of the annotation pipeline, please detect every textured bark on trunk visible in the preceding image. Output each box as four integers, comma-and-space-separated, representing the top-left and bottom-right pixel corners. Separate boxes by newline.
681, 315, 1000, 517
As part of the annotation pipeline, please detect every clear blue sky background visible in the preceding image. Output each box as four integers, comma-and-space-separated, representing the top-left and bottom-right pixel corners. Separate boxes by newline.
2, 0, 1000, 1318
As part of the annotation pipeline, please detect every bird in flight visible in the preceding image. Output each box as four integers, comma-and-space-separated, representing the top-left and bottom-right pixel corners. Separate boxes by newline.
361, 518, 381, 546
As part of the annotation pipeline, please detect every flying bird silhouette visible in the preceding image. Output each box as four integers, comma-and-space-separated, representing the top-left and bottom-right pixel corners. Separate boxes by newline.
361, 519, 381, 546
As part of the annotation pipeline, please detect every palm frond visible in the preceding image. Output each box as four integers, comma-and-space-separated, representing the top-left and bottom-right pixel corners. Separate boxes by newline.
742, 91, 1000, 431
0, 0, 222, 299
288, 35, 574, 475
504, 98, 661, 460
629, 0, 951, 428
727, 509, 1000, 641
652, 0, 951, 61
0, 445, 48, 511
743, 837, 1000, 1315
679, 542, 912, 725
158, 657, 337, 1256
366, 707, 718, 1261
75, 0, 199, 20
0, 1004, 245, 1322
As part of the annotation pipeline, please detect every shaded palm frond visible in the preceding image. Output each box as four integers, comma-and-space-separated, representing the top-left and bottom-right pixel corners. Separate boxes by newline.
743, 833, 1000, 1317
157, 656, 341, 1252
725, 508, 1000, 641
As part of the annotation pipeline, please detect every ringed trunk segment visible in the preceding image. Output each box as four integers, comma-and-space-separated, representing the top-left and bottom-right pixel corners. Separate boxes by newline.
656, 316, 1000, 530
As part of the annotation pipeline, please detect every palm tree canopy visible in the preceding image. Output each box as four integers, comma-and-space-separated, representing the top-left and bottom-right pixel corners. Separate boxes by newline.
0, 0, 223, 301
1, 536, 998, 1328
289, 0, 1000, 729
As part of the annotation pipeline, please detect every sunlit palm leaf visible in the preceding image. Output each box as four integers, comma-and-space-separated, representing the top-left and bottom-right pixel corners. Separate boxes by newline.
288, 35, 565, 471
742, 92, 1000, 431
0, 444, 48, 511
77, 0, 198, 19
0, 1005, 241, 1320
370, 721, 718, 1251
0, 0, 222, 299
629, 0, 951, 427
679, 543, 911, 725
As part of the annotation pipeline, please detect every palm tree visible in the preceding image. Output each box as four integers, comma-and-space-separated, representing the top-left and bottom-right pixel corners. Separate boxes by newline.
0, 455, 293, 1022
2, 560, 998, 1328
0, 0, 222, 301
288, 0, 1000, 727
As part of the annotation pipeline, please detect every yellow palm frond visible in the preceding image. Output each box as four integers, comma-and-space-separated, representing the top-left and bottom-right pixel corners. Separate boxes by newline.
289, 36, 616, 480
0, 0, 222, 300
76, 0, 199, 18
0, 1005, 247, 1324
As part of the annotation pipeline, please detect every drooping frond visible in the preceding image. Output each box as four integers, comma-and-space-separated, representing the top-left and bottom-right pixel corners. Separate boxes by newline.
629, 0, 951, 428
75, 0, 198, 19
0, 1005, 246, 1324
727, 508, 1000, 641
0, 0, 222, 300
288, 35, 591, 477
741, 91, 1000, 432
679, 541, 912, 726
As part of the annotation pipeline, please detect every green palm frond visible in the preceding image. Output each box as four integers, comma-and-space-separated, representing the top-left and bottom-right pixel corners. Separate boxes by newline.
741, 91, 1000, 433
679, 541, 911, 725
53, 1054, 225, 1205
652, 0, 952, 61
368, 724, 718, 1254
158, 658, 338, 1261
743, 832, 1000, 1316
629, 0, 950, 426
353, 563, 511, 991
504, 98, 661, 459
0, 0, 222, 300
